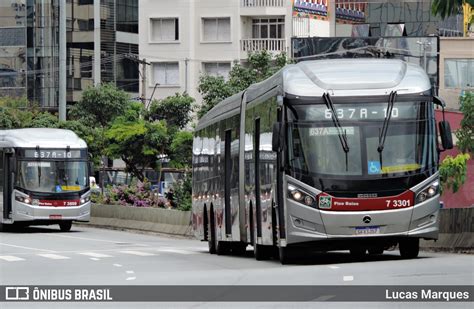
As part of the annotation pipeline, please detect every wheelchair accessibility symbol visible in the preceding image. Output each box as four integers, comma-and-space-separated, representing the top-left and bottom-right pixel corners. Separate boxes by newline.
368, 161, 381, 175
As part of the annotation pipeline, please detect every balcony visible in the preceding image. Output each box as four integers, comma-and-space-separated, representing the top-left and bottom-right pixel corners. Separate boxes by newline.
240, 38, 287, 57
240, 0, 287, 16
241, 0, 284, 7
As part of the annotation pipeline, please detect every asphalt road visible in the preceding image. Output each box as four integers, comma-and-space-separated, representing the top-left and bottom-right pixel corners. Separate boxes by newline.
0, 225, 472, 308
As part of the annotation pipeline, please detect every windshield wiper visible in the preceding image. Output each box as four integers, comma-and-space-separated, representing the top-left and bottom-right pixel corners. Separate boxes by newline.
378, 91, 397, 168
322, 93, 350, 171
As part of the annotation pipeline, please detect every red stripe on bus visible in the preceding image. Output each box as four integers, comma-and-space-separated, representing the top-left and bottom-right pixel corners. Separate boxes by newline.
38, 200, 80, 207
317, 191, 414, 211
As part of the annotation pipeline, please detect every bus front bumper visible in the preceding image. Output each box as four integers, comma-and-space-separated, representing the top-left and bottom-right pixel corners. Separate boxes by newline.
12, 202, 91, 222
285, 196, 440, 245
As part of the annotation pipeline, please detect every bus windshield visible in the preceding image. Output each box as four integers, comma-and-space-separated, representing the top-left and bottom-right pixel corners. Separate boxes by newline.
16, 161, 88, 193
287, 101, 437, 178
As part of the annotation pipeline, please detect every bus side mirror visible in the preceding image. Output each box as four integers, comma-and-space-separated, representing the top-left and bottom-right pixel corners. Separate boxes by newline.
88, 162, 94, 177
439, 121, 454, 150
272, 122, 283, 152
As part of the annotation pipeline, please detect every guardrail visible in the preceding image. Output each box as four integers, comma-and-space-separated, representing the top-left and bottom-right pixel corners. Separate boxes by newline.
241, 0, 284, 7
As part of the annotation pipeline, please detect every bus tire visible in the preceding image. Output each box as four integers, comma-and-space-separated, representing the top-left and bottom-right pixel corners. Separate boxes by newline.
216, 241, 230, 255
59, 221, 72, 232
208, 208, 216, 254
279, 246, 296, 265
230, 242, 247, 256
0, 222, 5, 232
399, 238, 419, 259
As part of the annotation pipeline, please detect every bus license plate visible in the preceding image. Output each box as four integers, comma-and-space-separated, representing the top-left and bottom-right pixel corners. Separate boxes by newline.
49, 215, 62, 220
355, 226, 380, 235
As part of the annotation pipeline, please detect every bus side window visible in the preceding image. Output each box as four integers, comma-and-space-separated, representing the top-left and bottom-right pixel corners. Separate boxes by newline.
0, 150, 3, 192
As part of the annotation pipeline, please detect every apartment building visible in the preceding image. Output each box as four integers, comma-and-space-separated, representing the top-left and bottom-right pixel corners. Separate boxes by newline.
139, 0, 293, 102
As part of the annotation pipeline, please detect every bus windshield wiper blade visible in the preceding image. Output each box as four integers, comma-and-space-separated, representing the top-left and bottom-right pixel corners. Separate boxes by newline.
378, 91, 397, 167
323, 93, 350, 171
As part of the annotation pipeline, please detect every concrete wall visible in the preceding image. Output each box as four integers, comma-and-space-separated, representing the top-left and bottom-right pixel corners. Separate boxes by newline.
88, 204, 472, 252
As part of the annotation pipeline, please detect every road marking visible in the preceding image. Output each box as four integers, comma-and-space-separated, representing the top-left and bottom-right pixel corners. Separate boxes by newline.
120, 251, 155, 257
38, 254, 70, 260
126, 277, 136, 281
0, 256, 25, 262
0, 242, 56, 253
314, 295, 336, 301
79, 252, 112, 258
157, 248, 194, 255
329, 266, 340, 269
343, 276, 354, 281
47, 234, 133, 244
113, 264, 123, 267
126, 271, 135, 274
90, 258, 100, 261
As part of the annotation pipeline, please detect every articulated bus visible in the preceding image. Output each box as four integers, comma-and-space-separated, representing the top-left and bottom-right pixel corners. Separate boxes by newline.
192, 59, 453, 264
0, 128, 91, 232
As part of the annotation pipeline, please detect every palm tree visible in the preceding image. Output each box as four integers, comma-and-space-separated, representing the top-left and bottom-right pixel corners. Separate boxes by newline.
432, 0, 474, 19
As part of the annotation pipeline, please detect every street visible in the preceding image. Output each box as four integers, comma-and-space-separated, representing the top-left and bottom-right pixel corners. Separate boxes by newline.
0, 225, 472, 286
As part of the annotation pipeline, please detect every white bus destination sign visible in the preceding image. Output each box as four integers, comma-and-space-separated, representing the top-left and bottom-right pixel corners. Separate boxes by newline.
22, 149, 87, 159
299, 103, 422, 121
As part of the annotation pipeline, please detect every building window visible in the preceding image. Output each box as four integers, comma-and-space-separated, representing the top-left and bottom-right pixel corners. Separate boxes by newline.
252, 18, 284, 39
153, 62, 179, 86
444, 59, 474, 88
150, 18, 179, 42
203, 62, 231, 80
202, 18, 231, 42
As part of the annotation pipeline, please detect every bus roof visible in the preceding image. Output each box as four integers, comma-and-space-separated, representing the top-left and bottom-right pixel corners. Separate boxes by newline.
197, 59, 431, 131
0, 128, 87, 149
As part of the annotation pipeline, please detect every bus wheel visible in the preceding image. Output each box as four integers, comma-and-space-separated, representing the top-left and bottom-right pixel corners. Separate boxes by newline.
230, 243, 247, 256
278, 246, 296, 265
368, 248, 384, 255
208, 209, 216, 254
216, 241, 230, 255
399, 238, 419, 259
59, 221, 72, 232
350, 248, 367, 259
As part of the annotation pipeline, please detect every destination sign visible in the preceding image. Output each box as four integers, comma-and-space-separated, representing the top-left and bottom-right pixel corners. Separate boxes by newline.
22, 149, 87, 159
296, 103, 422, 121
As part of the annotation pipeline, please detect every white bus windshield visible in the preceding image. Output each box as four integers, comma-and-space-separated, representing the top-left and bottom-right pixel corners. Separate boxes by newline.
16, 161, 88, 193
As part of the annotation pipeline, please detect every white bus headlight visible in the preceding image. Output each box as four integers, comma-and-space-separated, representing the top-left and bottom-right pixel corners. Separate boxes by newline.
15, 193, 32, 205
288, 185, 315, 207
80, 194, 91, 205
416, 181, 439, 204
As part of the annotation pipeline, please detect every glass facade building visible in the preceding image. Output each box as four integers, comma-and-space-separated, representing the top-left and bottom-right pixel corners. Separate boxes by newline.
0, 0, 138, 109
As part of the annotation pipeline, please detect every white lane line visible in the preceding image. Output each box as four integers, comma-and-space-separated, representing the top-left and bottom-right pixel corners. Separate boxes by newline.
314, 295, 336, 301
90, 258, 100, 261
46, 234, 130, 244
343, 276, 354, 281
0, 242, 56, 253
329, 266, 340, 269
126, 271, 135, 274
113, 264, 123, 267
120, 251, 155, 257
78, 252, 112, 258
157, 248, 194, 255
37, 254, 70, 260
126, 277, 136, 281
0, 256, 25, 262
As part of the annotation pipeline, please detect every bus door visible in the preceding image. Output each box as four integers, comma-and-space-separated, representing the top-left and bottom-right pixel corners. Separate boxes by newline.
1, 151, 13, 220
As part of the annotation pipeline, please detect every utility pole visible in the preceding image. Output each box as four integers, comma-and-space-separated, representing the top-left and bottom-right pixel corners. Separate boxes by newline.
59, 0, 66, 120
124, 54, 151, 106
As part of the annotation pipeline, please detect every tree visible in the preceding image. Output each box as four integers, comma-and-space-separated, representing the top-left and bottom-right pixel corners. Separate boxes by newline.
168, 131, 193, 168
69, 83, 131, 128
439, 92, 473, 193
148, 93, 194, 131
432, 0, 474, 19
197, 51, 290, 118
106, 103, 169, 182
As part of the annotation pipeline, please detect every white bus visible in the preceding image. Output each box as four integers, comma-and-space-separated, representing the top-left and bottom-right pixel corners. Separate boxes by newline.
0, 128, 91, 231
192, 59, 453, 264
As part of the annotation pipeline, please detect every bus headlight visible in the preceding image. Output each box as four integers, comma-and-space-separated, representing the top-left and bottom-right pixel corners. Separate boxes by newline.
416, 181, 439, 204
288, 185, 315, 207
80, 194, 91, 205
15, 193, 32, 205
